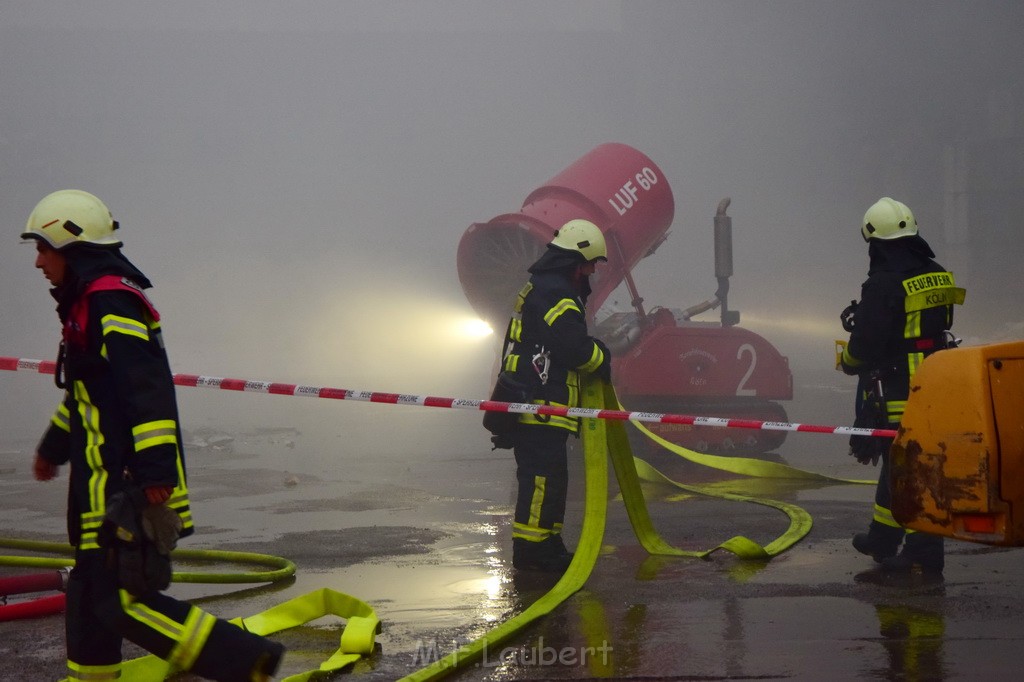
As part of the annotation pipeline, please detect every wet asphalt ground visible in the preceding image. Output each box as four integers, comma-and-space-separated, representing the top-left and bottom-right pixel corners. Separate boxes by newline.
3, 379, 1024, 681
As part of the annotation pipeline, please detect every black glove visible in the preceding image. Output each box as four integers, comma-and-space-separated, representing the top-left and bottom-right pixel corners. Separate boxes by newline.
849, 434, 889, 466
848, 379, 890, 466
840, 300, 858, 333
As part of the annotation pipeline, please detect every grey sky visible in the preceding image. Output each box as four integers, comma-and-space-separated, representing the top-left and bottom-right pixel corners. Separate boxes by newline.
2, 1, 1021, 452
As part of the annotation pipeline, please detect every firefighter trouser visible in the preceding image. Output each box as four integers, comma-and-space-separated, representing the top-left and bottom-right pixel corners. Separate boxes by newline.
512, 424, 569, 544
869, 443, 905, 540
869, 426, 941, 553
65, 548, 282, 682
854, 377, 905, 537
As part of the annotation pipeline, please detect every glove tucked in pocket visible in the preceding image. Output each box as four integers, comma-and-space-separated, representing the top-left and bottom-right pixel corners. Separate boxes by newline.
848, 371, 892, 466
848, 404, 892, 467
98, 487, 179, 596
482, 371, 538, 450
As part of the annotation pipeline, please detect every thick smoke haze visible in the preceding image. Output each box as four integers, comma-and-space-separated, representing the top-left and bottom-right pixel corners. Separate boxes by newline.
2, 1, 1021, 456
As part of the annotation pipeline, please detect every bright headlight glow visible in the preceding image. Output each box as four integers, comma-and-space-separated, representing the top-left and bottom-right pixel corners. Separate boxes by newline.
460, 318, 494, 339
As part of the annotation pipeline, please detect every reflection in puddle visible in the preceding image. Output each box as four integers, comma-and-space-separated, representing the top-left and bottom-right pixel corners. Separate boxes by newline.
870, 603, 946, 681
334, 541, 518, 639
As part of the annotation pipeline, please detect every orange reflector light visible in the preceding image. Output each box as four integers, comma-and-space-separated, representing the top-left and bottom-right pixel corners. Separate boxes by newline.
959, 514, 998, 535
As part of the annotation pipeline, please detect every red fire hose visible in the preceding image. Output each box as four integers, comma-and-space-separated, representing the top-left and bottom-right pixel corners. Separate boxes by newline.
0, 593, 66, 620
0, 570, 68, 621
0, 570, 66, 595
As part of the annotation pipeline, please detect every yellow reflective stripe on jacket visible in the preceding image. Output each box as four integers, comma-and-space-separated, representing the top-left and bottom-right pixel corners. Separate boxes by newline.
171, 440, 194, 532
566, 370, 579, 408
74, 381, 107, 549
904, 310, 922, 339
887, 399, 907, 422
907, 351, 925, 378
841, 345, 863, 369
578, 341, 604, 373
520, 399, 577, 430
52, 402, 71, 432
513, 283, 533, 314
509, 318, 523, 342
79, 510, 105, 551
520, 371, 581, 430
132, 419, 178, 452
543, 298, 581, 326
101, 313, 150, 342
66, 660, 121, 681
504, 354, 519, 372
168, 492, 194, 533
149, 320, 167, 350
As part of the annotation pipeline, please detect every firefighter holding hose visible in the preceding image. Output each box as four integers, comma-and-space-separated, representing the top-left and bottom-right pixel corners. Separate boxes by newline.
21, 190, 284, 681
487, 219, 612, 573
840, 197, 965, 574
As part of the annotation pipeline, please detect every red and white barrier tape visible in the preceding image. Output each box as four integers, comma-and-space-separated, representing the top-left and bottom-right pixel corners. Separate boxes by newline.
0, 356, 897, 439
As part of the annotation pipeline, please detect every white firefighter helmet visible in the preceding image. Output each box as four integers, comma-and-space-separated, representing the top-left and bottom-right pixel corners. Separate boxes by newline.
861, 197, 918, 242
22, 189, 121, 249
549, 219, 608, 262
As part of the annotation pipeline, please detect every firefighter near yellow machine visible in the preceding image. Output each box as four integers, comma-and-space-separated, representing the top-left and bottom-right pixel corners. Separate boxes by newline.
4, 337, 1020, 681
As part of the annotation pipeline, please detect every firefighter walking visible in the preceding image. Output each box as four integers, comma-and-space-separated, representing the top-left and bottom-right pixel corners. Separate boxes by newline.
840, 197, 965, 574
22, 190, 284, 681
491, 219, 612, 573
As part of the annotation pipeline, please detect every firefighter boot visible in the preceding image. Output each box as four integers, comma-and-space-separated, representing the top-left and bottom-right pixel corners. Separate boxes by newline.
852, 522, 903, 563
880, 532, 944, 574
512, 536, 574, 573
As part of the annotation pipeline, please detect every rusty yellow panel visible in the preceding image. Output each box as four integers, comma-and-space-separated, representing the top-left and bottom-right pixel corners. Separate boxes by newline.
993, 357, 1024, 539
891, 341, 1024, 545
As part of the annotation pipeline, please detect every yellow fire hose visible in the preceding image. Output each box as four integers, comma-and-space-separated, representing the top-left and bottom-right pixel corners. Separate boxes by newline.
0, 378, 872, 680
632, 420, 876, 486
399, 380, 873, 680
0, 538, 380, 681
0, 537, 295, 584
120, 588, 380, 681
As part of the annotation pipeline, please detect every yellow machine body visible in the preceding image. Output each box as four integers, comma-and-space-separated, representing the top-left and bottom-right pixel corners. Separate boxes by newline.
890, 340, 1024, 545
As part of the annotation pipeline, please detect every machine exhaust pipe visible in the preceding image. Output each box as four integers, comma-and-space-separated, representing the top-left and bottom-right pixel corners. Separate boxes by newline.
675, 198, 739, 326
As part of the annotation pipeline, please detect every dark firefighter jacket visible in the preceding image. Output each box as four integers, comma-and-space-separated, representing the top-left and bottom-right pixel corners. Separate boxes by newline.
501, 262, 609, 433
840, 235, 965, 423
36, 247, 194, 549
